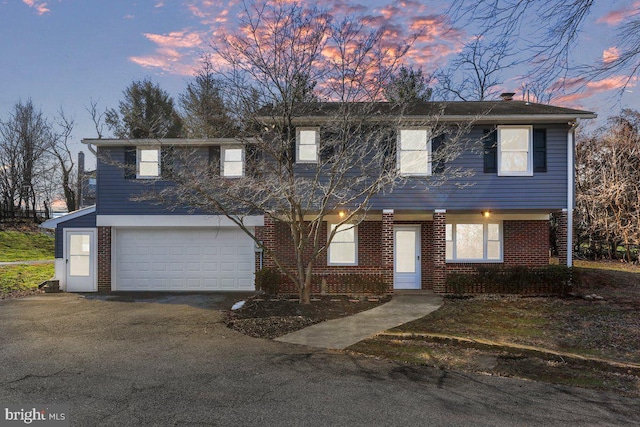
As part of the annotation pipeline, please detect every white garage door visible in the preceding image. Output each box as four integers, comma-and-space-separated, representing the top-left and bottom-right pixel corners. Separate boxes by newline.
115, 228, 255, 291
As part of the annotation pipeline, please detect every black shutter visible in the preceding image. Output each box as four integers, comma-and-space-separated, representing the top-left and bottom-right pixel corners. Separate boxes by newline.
431, 133, 446, 174
161, 146, 175, 179
383, 130, 397, 172
483, 129, 497, 173
209, 146, 221, 176
124, 146, 136, 179
245, 144, 259, 177
533, 128, 547, 172
319, 129, 337, 163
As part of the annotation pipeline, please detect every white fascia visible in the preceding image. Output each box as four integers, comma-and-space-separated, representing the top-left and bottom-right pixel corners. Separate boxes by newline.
96, 215, 264, 228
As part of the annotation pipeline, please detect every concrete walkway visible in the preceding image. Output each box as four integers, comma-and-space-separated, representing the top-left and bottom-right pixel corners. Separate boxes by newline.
275, 293, 443, 350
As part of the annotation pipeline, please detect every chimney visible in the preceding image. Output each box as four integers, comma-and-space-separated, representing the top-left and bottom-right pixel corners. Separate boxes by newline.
500, 92, 516, 101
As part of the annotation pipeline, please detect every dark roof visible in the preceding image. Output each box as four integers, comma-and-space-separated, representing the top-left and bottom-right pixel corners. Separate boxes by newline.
257, 101, 596, 120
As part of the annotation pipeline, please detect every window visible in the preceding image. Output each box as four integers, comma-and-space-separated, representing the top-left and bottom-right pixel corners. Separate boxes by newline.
297, 128, 318, 163
446, 222, 502, 262
328, 223, 357, 265
398, 129, 431, 176
498, 126, 532, 176
222, 147, 244, 178
137, 147, 160, 178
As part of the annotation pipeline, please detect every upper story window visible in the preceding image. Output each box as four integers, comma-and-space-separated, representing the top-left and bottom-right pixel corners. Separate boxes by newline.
222, 147, 244, 178
446, 222, 502, 262
498, 126, 533, 176
328, 223, 357, 265
297, 128, 318, 163
137, 147, 160, 178
398, 129, 432, 176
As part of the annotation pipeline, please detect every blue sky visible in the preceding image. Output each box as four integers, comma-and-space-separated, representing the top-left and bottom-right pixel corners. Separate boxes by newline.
2, 0, 639, 165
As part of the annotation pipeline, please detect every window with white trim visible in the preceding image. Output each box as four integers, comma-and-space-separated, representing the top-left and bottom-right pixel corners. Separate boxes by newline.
137, 147, 160, 178
498, 126, 533, 176
296, 128, 318, 163
328, 223, 357, 265
398, 128, 432, 176
446, 222, 502, 262
222, 147, 244, 177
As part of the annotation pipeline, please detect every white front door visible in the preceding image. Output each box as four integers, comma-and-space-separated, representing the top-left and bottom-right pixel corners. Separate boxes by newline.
394, 226, 421, 290
65, 229, 97, 292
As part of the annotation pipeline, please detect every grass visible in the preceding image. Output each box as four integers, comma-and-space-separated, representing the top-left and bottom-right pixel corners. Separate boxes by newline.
0, 264, 54, 297
0, 230, 54, 261
350, 263, 640, 396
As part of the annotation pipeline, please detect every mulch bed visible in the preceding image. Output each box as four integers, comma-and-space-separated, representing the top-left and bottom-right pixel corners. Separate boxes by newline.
224, 294, 391, 339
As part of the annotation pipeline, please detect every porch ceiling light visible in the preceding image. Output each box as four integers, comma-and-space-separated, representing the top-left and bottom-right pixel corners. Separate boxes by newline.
481, 210, 491, 218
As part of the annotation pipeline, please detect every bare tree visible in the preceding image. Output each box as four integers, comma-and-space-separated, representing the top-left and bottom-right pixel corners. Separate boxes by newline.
135, 1, 475, 304
86, 98, 107, 139
435, 36, 516, 101
47, 110, 77, 212
0, 99, 53, 219
448, 1, 640, 94
575, 109, 640, 261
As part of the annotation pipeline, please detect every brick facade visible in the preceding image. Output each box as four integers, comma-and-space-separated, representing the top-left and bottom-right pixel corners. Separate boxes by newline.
557, 210, 568, 266
432, 211, 447, 293
259, 215, 551, 295
381, 210, 394, 292
445, 220, 550, 275
97, 226, 112, 292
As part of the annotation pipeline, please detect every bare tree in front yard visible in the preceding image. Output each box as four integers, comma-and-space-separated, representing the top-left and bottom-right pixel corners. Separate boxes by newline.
137, 1, 476, 303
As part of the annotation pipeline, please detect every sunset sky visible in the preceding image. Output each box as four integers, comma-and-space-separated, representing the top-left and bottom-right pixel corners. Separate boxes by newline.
1, 0, 639, 158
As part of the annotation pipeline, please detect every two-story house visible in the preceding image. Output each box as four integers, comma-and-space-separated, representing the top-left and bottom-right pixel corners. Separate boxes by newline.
42, 100, 596, 293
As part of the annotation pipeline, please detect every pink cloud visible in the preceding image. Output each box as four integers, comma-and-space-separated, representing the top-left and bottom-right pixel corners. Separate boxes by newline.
22, 0, 49, 15
595, 2, 640, 26
128, 55, 197, 76
586, 75, 635, 92
143, 30, 204, 49
603, 47, 620, 64
552, 75, 637, 108
378, 5, 400, 20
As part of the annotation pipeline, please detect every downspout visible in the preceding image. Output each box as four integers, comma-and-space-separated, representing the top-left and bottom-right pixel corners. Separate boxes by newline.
567, 120, 579, 267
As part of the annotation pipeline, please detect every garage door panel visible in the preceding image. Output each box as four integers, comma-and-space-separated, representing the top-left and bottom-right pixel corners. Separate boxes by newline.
115, 228, 255, 291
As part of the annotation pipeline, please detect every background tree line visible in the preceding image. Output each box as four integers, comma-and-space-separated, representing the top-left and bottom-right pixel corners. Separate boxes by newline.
575, 109, 640, 262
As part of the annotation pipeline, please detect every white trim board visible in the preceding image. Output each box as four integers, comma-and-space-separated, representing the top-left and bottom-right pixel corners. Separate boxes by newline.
40, 205, 96, 229
96, 215, 264, 227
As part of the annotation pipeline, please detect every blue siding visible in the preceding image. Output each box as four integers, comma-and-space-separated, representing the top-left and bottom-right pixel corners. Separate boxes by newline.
96, 124, 570, 215
370, 124, 569, 211
96, 147, 209, 215
54, 211, 96, 258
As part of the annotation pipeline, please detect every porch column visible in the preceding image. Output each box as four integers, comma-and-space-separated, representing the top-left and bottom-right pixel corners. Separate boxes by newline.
262, 215, 276, 268
382, 209, 394, 292
557, 209, 570, 267
97, 226, 112, 292
433, 209, 447, 293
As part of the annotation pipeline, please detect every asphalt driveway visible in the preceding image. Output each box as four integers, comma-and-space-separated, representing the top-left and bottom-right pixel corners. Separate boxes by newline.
1, 293, 638, 426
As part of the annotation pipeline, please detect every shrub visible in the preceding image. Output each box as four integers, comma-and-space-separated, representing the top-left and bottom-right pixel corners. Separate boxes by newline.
255, 267, 282, 295
446, 273, 475, 295
345, 274, 387, 295
445, 265, 577, 295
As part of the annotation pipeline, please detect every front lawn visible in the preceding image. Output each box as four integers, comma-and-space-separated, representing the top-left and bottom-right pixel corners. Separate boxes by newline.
0, 264, 54, 298
0, 231, 54, 261
349, 263, 640, 396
